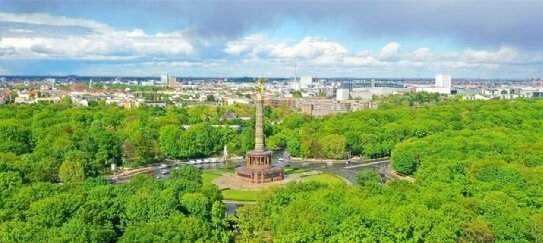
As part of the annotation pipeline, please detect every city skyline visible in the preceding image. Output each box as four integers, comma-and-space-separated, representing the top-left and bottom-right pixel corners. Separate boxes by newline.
1, 0, 543, 78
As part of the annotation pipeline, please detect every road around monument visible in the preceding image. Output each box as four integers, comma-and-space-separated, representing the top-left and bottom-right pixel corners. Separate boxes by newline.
106, 157, 392, 185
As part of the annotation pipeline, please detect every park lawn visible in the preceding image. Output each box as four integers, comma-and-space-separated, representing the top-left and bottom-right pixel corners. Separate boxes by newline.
221, 189, 258, 201
203, 170, 258, 201
283, 167, 311, 175
202, 171, 222, 185
302, 173, 346, 184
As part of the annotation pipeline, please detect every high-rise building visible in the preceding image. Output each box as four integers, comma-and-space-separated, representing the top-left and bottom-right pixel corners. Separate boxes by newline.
168, 76, 177, 88
290, 80, 301, 91
435, 74, 452, 88
415, 74, 452, 94
161, 75, 178, 88
300, 76, 314, 88
160, 75, 168, 83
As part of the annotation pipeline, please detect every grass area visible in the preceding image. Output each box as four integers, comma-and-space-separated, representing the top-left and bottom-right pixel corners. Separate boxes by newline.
202, 170, 259, 201
221, 189, 258, 201
215, 167, 236, 173
201, 167, 235, 185
203, 169, 346, 202
284, 167, 312, 175
202, 171, 222, 185
301, 173, 346, 184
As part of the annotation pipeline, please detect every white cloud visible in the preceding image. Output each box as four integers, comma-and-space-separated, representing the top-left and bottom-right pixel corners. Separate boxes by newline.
68, 45, 539, 77
410, 48, 433, 61
267, 37, 348, 60
224, 35, 348, 62
221, 36, 537, 76
0, 12, 111, 33
0, 11, 538, 77
379, 42, 400, 60
453, 46, 519, 64
0, 12, 195, 60
344, 52, 379, 66
8, 29, 33, 33
224, 34, 265, 55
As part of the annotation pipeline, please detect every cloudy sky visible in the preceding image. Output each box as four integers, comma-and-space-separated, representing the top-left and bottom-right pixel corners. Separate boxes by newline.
0, 0, 542, 78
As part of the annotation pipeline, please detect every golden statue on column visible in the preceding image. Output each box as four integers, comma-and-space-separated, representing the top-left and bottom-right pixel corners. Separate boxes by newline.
235, 78, 284, 183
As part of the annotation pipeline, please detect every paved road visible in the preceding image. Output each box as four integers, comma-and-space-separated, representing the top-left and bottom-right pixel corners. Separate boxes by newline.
283, 157, 391, 184
107, 156, 391, 185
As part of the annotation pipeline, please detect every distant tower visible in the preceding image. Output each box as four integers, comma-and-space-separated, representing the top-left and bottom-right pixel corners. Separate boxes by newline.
46, 78, 56, 90
89, 79, 93, 89
294, 62, 297, 81
235, 78, 284, 183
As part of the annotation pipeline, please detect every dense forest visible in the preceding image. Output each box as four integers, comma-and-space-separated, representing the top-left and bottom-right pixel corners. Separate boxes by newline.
267, 93, 538, 160
0, 101, 294, 183
241, 98, 543, 242
0, 95, 542, 241
0, 166, 233, 241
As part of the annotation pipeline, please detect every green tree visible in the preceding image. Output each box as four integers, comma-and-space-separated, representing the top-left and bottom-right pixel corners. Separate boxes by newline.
58, 157, 86, 184
159, 125, 182, 158
235, 204, 267, 241
180, 192, 210, 219
459, 220, 495, 243
291, 90, 302, 98
0, 121, 33, 155
120, 215, 213, 242
320, 134, 346, 159
356, 170, 381, 187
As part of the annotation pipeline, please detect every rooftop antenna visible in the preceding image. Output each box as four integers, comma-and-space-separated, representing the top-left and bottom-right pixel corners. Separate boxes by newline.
294, 62, 297, 82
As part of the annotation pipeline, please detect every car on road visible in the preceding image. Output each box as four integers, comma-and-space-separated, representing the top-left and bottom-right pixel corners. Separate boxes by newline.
159, 163, 168, 169
160, 169, 169, 175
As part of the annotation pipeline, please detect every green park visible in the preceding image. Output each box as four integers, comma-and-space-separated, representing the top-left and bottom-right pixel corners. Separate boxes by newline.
0, 93, 542, 241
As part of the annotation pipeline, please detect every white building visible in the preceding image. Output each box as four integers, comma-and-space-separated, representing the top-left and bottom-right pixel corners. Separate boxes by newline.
336, 88, 350, 101
463, 94, 492, 101
415, 74, 452, 94
160, 75, 177, 88
435, 74, 452, 89
225, 97, 251, 105
160, 75, 168, 83
45, 78, 56, 89
349, 87, 410, 100
141, 80, 156, 86
290, 81, 301, 91
300, 76, 314, 88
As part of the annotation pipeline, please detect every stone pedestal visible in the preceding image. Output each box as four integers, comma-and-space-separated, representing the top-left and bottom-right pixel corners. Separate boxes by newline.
236, 150, 284, 183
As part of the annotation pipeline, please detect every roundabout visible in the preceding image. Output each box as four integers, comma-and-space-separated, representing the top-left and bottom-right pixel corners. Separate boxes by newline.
204, 169, 349, 202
